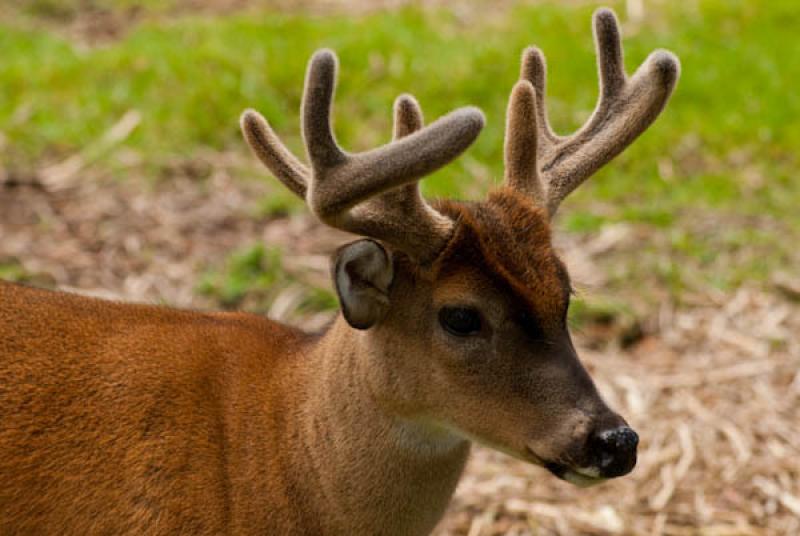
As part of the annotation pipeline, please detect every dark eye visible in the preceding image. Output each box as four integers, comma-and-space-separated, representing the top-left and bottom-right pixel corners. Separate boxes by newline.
439, 307, 482, 337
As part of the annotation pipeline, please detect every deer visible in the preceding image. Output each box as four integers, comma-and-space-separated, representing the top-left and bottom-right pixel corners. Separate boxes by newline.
0, 8, 678, 535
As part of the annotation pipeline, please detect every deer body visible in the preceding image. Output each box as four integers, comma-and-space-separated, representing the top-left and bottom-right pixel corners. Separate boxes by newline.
0, 8, 679, 534
0, 281, 470, 534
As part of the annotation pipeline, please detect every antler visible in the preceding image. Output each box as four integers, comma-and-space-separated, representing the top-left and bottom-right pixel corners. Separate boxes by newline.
241, 49, 485, 262
504, 7, 680, 216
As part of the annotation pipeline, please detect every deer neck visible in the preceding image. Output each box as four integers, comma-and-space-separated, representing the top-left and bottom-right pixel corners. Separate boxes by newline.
295, 316, 470, 534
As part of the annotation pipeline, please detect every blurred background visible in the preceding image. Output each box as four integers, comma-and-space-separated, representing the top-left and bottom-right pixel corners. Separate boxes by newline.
1, 0, 798, 534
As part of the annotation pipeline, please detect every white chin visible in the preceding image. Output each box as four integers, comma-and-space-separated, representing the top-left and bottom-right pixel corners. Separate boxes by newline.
562, 470, 608, 488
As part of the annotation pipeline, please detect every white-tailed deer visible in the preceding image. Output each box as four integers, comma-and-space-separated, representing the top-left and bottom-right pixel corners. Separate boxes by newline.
0, 8, 679, 535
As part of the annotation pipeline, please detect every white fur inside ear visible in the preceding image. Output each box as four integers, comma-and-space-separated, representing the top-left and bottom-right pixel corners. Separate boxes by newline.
333, 240, 394, 330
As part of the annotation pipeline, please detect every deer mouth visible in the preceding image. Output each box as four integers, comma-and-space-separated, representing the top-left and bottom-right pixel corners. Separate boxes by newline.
526, 447, 608, 488
544, 461, 608, 488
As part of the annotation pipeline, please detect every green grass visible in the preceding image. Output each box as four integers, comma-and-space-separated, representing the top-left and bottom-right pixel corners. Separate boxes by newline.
197, 245, 285, 307
1, 0, 798, 307
0, 260, 34, 283
0, 259, 56, 287
197, 244, 337, 313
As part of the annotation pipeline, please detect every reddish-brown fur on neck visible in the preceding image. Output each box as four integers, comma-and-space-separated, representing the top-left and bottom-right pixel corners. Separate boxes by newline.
433, 188, 570, 328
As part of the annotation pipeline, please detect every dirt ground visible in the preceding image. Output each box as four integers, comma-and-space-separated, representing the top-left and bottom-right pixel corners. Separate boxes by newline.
1, 160, 798, 535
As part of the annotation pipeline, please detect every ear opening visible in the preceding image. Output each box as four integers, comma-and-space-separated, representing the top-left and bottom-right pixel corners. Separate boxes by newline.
332, 239, 394, 330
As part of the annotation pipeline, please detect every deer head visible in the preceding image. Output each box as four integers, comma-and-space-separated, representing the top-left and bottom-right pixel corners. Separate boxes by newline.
241, 8, 679, 486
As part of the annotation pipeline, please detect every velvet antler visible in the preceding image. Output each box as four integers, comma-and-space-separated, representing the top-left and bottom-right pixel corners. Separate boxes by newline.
504, 8, 680, 216
242, 50, 484, 261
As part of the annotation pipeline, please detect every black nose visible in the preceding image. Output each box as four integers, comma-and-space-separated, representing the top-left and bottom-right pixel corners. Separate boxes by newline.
589, 426, 639, 478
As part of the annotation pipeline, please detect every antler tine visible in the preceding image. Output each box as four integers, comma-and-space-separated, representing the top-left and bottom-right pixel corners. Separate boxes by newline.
392, 93, 424, 139
504, 80, 545, 202
302, 50, 348, 171
519, 47, 559, 148
240, 109, 309, 198
383, 94, 427, 222
594, 8, 626, 101
388, 94, 425, 210
513, 7, 679, 216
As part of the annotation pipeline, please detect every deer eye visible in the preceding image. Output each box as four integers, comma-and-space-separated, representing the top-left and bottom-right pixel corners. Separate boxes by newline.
439, 307, 482, 337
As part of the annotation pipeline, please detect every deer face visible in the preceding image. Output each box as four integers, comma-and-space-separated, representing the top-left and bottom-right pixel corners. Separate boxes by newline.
242, 7, 677, 488
351, 189, 636, 485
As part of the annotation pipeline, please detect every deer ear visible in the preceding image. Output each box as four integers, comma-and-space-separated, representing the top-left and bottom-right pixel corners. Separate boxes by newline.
332, 239, 394, 330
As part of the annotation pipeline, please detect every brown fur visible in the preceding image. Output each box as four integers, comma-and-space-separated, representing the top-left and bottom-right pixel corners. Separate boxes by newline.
0, 281, 302, 533
436, 189, 569, 326
0, 192, 620, 535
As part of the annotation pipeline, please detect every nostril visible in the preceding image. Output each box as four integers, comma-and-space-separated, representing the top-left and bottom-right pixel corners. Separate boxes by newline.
599, 426, 639, 452
590, 426, 639, 478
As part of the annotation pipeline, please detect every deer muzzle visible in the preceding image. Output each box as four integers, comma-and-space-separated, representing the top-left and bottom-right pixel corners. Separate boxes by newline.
537, 421, 639, 487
